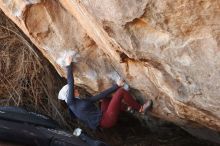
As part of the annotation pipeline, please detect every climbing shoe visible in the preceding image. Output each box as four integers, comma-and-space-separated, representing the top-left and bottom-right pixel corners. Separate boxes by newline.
139, 99, 153, 113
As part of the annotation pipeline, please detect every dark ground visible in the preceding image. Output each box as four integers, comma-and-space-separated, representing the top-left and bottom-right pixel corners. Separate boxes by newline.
0, 113, 219, 146
86, 112, 219, 146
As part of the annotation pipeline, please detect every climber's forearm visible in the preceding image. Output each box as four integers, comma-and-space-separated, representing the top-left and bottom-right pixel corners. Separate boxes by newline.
89, 84, 119, 102
66, 63, 75, 105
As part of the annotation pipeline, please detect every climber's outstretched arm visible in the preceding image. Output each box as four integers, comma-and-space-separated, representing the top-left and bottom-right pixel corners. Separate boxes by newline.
89, 84, 119, 102
65, 56, 75, 105
89, 79, 125, 102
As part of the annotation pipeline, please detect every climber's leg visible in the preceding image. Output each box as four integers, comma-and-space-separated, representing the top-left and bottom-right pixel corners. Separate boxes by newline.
100, 88, 141, 128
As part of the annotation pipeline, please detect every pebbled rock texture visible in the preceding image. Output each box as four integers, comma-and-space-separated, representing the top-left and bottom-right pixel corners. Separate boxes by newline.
0, 0, 220, 143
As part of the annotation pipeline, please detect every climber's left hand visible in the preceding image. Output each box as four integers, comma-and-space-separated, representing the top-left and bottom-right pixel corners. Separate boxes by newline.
117, 79, 125, 87
65, 55, 73, 66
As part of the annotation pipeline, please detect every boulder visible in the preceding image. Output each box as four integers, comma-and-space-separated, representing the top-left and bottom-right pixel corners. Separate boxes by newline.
0, 0, 220, 143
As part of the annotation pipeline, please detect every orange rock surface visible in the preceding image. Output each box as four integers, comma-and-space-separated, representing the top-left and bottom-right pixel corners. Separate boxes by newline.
1, 0, 220, 143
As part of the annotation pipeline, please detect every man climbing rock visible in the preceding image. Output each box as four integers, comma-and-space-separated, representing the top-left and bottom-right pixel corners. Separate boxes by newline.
58, 55, 153, 130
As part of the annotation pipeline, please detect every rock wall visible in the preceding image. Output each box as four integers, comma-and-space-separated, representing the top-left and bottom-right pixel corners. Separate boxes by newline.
0, 0, 220, 143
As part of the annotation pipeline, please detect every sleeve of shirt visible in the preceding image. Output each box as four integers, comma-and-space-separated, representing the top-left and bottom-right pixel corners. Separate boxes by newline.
89, 84, 119, 102
68, 108, 77, 119
66, 63, 75, 106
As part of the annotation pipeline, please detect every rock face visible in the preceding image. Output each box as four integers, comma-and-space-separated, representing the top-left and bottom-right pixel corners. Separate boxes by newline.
0, 0, 220, 143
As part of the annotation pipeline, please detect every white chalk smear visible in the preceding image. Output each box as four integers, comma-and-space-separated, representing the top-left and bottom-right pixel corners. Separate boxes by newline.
56, 50, 80, 67
107, 71, 129, 90
107, 72, 121, 82
27, 0, 42, 4
85, 70, 97, 81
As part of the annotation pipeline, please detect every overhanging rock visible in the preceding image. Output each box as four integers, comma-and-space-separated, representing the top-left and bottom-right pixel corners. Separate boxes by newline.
1, 0, 220, 143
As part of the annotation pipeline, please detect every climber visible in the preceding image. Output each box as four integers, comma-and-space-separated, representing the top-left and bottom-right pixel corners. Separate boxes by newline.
58, 55, 153, 130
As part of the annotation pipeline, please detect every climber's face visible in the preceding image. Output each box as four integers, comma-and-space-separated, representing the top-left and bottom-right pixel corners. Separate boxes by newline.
74, 88, 80, 97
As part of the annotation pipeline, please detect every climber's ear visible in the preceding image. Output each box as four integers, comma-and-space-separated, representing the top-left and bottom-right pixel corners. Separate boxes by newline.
74, 88, 80, 97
